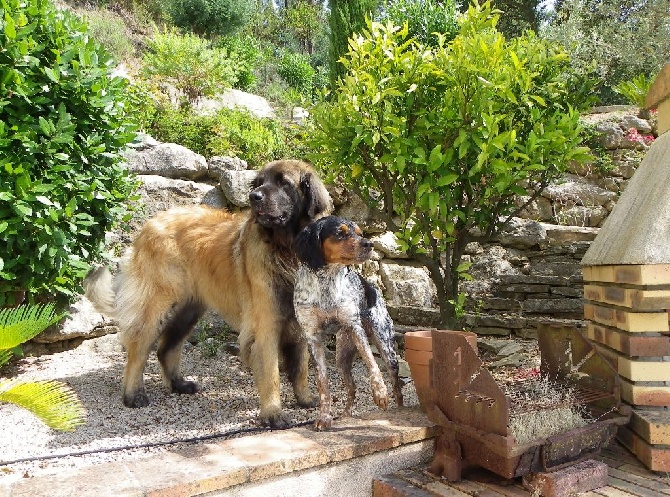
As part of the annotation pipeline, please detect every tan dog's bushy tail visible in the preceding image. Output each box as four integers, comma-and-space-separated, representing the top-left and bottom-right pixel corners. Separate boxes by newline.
83, 266, 117, 316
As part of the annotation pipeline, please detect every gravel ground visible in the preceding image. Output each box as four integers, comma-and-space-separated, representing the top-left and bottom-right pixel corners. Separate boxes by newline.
0, 333, 418, 482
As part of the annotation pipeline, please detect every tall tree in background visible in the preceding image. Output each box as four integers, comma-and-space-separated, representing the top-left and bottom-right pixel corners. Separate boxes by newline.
493, 0, 541, 37
328, 0, 380, 86
542, 0, 670, 104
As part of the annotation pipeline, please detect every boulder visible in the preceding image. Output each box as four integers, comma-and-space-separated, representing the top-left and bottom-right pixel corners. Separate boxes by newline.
124, 143, 209, 180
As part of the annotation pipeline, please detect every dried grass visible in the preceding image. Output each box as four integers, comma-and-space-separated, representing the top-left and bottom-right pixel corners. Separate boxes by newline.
502, 375, 593, 444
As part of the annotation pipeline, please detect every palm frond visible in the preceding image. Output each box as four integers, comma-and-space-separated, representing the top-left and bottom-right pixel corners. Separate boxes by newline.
0, 349, 12, 368
0, 379, 87, 431
0, 304, 64, 350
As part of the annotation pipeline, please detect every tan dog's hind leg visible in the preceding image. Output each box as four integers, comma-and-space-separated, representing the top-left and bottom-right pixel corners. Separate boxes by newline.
286, 336, 318, 408
121, 334, 153, 408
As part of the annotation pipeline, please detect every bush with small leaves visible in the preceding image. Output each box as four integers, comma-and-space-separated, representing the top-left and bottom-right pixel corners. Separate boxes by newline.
310, 3, 590, 326
142, 28, 237, 106
0, 0, 139, 305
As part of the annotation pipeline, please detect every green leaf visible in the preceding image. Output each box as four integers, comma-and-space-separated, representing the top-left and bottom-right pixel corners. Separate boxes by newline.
436, 173, 459, 187
4, 13, 16, 39
44, 67, 59, 83
0, 379, 86, 431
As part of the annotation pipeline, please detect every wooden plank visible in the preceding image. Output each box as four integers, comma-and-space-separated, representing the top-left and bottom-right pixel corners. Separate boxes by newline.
602, 446, 648, 467
609, 467, 670, 494
373, 475, 435, 497
395, 470, 471, 497
478, 481, 529, 497
450, 478, 509, 497
607, 475, 669, 497
617, 464, 670, 487
593, 486, 639, 497
598, 453, 627, 468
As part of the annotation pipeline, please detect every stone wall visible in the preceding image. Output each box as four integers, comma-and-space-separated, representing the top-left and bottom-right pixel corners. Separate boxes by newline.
41, 107, 658, 347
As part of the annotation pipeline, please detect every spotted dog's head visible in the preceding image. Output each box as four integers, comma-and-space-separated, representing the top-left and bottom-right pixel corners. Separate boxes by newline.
294, 216, 373, 270
249, 160, 332, 231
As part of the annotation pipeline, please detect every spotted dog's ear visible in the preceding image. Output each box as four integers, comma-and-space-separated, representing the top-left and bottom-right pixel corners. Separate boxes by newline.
294, 219, 327, 270
300, 171, 332, 220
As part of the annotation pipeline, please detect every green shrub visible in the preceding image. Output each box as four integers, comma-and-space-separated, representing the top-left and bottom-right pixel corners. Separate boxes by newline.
613, 74, 653, 108
0, 0, 139, 306
309, 4, 590, 326
276, 50, 315, 96
142, 28, 237, 106
83, 8, 134, 63
216, 34, 262, 91
376, 0, 459, 47
150, 107, 309, 167
167, 0, 255, 37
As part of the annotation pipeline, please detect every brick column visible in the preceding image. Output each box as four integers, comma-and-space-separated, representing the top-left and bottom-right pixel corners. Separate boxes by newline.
583, 264, 670, 471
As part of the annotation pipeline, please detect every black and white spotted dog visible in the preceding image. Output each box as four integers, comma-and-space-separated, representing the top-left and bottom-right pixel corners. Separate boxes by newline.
293, 216, 403, 431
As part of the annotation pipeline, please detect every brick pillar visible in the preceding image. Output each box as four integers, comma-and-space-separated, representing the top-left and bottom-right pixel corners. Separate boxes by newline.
583, 264, 670, 471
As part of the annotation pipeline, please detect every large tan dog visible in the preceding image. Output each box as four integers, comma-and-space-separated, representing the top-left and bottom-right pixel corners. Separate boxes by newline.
84, 160, 332, 428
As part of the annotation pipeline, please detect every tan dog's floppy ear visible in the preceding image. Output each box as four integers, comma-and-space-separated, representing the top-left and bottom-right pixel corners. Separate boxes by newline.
301, 171, 332, 219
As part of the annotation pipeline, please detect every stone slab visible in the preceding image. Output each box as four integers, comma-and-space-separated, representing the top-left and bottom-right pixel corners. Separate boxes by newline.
585, 322, 670, 356
584, 303, 670, 332
584, 284, 670, 310
522, 460, 608, 497
1, 408, 436, 497
583, 264, 670, 285
582, 132, 670, 265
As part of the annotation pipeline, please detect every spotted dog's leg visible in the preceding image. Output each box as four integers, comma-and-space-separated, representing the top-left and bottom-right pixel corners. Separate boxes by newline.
335, 331, 358, 417
351, 324, 388, 410
365, 315, 404, 407
307, 335, 333, 431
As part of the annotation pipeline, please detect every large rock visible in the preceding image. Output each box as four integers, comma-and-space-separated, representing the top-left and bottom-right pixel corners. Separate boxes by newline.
195, 89, 276, 119
371, 232, 408, 259
137, 175, 225, 217
33, 298, 117, 344
379, 262, 437, 308
541, 174, 618, 207
125, 143, 209, 180
219, 169, 258, 207
496, 218, 546, 249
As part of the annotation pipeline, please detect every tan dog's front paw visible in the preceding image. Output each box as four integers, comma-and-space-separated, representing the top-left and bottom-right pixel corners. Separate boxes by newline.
259, 409, 292, 429
296, 392, 320, 408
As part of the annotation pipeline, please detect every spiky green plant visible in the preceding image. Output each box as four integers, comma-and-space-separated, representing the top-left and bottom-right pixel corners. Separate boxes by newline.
0, 304, 86, 431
